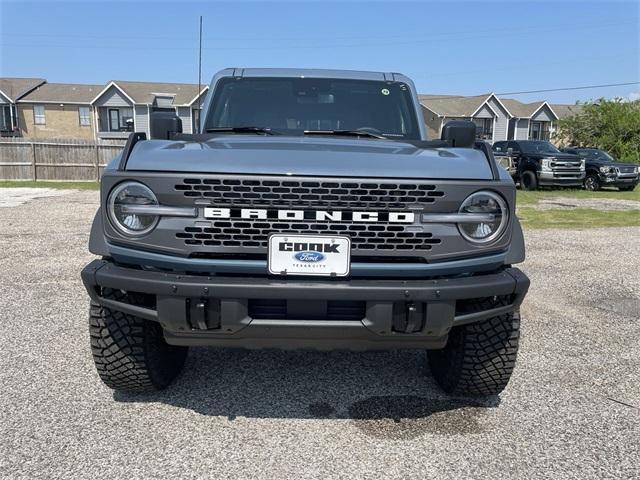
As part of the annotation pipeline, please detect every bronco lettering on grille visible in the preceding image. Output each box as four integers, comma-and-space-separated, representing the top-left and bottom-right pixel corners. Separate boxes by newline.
203, 207, 415, 223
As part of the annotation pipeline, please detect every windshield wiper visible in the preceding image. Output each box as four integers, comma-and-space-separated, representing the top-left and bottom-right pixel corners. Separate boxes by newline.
205, 126, 277, 135
303, 129, 386, 139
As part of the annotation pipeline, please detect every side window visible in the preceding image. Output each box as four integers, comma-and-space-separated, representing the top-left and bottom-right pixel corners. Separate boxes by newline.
78, 106, 91, 126
508, 141, 520, 153
493, 141, 505, 152
34, 105, 45, 125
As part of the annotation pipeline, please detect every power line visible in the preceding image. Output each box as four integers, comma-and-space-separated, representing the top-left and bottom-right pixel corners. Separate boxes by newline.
498, 82, 640, 96
422, 82, 640, 101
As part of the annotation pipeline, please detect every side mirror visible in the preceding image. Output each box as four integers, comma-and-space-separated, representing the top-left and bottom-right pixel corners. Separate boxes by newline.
441, 120, 476, 148
150, 111, 183, 140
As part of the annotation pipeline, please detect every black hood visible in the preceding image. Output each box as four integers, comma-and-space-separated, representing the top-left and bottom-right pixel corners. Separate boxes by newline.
585, 158, 638, 169
527, 152, 581, 160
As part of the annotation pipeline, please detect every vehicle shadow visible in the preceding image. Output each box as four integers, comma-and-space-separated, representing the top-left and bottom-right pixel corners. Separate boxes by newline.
114, 348, 500, 437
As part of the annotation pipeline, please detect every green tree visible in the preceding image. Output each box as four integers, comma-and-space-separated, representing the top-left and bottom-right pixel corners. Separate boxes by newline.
556, 98, 640, 163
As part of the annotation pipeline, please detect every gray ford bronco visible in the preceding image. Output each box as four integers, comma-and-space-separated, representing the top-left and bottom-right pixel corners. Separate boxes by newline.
82, 68, 529, 396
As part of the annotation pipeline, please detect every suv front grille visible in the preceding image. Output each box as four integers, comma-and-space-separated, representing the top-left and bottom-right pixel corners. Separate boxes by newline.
177, 220, 441, 251
175, 178, 445, 209
617, 166, 637, 176
551, 160, 584, 178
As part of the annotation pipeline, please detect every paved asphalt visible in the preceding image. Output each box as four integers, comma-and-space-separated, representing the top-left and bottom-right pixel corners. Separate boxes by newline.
1, 190, 638, 479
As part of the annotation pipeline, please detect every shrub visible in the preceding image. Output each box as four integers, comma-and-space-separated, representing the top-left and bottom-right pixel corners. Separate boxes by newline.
556, 98, 640, 163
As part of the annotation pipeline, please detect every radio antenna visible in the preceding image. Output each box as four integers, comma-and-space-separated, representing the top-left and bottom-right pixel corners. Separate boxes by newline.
196, 15, 203, 133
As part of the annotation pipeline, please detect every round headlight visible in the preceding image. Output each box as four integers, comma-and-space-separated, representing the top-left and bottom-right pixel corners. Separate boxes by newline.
107, 181, 159, 236
458, 191, 509, 244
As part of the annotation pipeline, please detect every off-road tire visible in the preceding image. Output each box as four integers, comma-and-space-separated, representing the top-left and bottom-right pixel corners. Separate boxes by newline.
584, 174, 601, 191
427, 299, 520, 396
619, 185, 636, 191
520, 170, 538, 190
89, 291, 188, 393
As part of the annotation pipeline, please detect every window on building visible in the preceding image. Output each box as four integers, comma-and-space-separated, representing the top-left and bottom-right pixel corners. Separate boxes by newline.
473, 118, 493, 140
120, 108, 134, 131
79, 106, 91, 126
108, 109, 120, 131
34, 105, 46, 125
152, 95, 175, 109
529, 121, 550, 141
106, 107, 133, 132
1, 105, 12, 131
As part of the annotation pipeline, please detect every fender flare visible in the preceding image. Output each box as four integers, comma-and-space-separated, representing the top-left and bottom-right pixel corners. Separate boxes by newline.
88, 209, 110, 257
505, 217, 525, 265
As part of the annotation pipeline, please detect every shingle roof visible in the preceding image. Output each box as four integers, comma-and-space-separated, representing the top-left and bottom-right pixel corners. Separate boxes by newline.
418, 93, 491, 117
112, 81, 206, 105
0, 77, 46, 102
500, 99, 546, 118
420, 93, 578, 121
19, 83, 102, 103
550, 103, 583, 119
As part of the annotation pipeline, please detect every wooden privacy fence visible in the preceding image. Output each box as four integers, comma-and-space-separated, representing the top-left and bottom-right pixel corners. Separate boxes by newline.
0, 138, 126, 181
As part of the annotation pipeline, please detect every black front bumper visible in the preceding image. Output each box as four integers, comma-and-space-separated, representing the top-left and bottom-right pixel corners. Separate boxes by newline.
537, 172, 585, 187
598, 173, 638, 188
81, 260, 530, 350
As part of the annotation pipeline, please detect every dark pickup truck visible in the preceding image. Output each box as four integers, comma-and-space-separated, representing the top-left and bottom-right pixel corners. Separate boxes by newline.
561, 147, 639, 191
493, 140, 585, 190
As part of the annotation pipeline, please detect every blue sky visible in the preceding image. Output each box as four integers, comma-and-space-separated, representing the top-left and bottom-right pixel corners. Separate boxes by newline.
1, 0, 638, 104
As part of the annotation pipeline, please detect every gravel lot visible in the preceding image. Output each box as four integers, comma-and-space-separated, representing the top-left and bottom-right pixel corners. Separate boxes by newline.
1, 190, 638, 479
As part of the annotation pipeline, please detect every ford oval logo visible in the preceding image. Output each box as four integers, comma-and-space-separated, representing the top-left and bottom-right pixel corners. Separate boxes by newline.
294, 251, 325, 263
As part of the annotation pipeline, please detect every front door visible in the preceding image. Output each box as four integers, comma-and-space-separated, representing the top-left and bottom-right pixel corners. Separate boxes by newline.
108, 109, 120, 132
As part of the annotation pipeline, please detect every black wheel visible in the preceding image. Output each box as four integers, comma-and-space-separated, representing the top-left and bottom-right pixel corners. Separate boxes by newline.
520, 170, 538, 190
427, 299, 520, 397
584, 174, 601, 191
89, 290, 188, 393
619, 185, 636, 191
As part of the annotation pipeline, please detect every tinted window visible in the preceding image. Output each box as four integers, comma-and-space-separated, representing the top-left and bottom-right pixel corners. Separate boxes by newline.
518, 141, 560, 154
508, 141, 521, 152
205, 77, 420, 140
493, 141, 507, 151
575, 149, 615, 162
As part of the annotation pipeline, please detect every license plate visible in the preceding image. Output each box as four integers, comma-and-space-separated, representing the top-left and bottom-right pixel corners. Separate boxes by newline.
268, 234, 351, 277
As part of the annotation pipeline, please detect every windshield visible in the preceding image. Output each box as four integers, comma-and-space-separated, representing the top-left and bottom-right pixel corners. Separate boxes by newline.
575, 149, 615, 162
519, 140, 561, 154
205, 77, 421, 140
